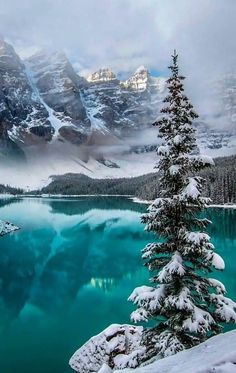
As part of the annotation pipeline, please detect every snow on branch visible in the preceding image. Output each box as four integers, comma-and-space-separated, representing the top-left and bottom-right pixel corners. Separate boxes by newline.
164, 287, 194, 311
158, 252, 185, 282
211, 294, 236, 323
128, 285, 166, 322
181, 177, 202, 200
208, 278, 226, 294
183, 306, 215, 334
205, 251, 225, 270
190, 154, 215, 170
158, 145, 170, 156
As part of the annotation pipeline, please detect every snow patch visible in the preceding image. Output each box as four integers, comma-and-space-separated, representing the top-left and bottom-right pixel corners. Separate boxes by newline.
118, 330, 236, 373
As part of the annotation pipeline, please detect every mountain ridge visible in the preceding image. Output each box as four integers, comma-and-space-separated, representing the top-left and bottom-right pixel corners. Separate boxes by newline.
0, 38, 235, 186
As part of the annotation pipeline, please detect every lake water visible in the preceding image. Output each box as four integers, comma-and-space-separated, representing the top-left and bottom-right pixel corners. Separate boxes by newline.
0, 197, 235, 373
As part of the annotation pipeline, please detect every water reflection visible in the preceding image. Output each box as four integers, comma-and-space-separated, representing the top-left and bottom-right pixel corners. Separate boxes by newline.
0, 197, 235, 373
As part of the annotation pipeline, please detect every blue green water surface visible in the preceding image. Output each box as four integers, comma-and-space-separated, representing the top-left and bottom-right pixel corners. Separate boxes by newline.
0, 197, 235, 373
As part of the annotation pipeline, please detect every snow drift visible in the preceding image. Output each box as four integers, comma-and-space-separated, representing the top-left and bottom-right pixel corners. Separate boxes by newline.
119, 330, 236, 373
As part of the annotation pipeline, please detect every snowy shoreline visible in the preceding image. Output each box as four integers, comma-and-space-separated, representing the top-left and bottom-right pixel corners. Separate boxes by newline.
0, 194, 132, 199
0, 193, 236, 208
130, 197, 236, 208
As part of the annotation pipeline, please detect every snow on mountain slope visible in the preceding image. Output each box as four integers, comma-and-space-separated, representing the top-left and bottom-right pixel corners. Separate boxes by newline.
0, 38, 52, 153
80, 66, 166, 137
0, 38, 235, 169
26, 50, 90, 143
24, 61, 70, 138
119, 330, 236, 373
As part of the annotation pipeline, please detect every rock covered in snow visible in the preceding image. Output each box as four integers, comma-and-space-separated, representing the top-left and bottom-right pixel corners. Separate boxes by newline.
122, 66, 166, 93
87, 68, 118, 83
123, 66, 150, 91
26, 50, 89, 141
0, 38, 52, 154
0, 220, 19, 236
69, 324, 146, 373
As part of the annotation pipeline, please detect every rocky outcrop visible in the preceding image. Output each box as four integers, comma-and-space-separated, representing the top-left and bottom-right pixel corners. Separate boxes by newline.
0, 38, 53, 148
58, 126, 88, 145
0, 121, 26, 160
122, 66, 150, 91
27, 51, 89, 129
0, 220, 19, 236
69, 324, 146, 373
214, 72, 236, 131
87, 68, 118, 83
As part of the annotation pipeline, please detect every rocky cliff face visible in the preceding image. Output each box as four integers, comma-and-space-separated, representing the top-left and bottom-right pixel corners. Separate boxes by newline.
0, 38, 235, 165
80, 66, 166, 137
87, 68, 118, 83
26, 50, 90, 144
0, 39, 52, 157
215, 72, 236, 130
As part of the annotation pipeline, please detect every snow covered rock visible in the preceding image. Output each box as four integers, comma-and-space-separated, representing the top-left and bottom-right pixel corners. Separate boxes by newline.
123, 66, 150, 91
69, 324, 146, 372
0, 220, 19, 236
87, 68, 118, 83
118, 330, 236, 373
122, 66, 166, 93
0, 38, 52, 153
26, 50, 89, 140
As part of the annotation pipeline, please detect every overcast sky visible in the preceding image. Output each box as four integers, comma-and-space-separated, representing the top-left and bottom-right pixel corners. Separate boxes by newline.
0, 0, 235, 110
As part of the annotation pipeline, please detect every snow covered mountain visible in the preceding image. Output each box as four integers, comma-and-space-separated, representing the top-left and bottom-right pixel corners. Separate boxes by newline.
0, 38, 52, 157
80, 66, 166, 137
26, 50, 90, 144
0, 38, 235, 186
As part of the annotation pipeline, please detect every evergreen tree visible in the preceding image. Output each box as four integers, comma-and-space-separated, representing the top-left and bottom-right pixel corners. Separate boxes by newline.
129, 51, 236, 358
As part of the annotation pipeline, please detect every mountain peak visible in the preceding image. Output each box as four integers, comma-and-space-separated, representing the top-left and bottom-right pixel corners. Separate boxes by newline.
27, 49, 69, 68
134, 65, 149, 74
123, 66, 150, 91
87, 68, 117, 83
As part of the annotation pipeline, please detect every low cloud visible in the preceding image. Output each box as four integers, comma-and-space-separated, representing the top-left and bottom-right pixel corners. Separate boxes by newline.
0, 0, 235, 113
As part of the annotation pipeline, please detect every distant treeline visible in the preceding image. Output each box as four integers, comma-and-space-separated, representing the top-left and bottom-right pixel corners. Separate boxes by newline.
137, 154, 236, 203
40, 172, 158, 197
39, 154, 236, 204
0, 184, 24, 195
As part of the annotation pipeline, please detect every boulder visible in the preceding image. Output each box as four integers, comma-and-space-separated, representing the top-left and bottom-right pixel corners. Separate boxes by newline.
69, 324, 146, 372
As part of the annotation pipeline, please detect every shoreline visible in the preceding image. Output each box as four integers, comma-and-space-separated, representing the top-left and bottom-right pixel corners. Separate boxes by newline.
0, 193, 133, 199
0, 194, 236, 208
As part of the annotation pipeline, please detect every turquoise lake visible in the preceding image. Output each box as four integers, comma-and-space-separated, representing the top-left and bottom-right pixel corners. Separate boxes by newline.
0, 197, 235, 373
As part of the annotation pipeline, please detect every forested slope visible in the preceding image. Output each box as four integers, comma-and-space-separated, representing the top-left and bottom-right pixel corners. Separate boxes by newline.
39, 154, 236, 204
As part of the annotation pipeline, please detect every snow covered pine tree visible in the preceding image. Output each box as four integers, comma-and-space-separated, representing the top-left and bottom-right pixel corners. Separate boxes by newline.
129, 51, 236, 359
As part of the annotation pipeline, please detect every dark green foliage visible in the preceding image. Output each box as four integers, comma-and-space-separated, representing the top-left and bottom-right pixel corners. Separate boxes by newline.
128, 51, 236, 359
0, 184, 23, 195
38, 154, 236, 204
